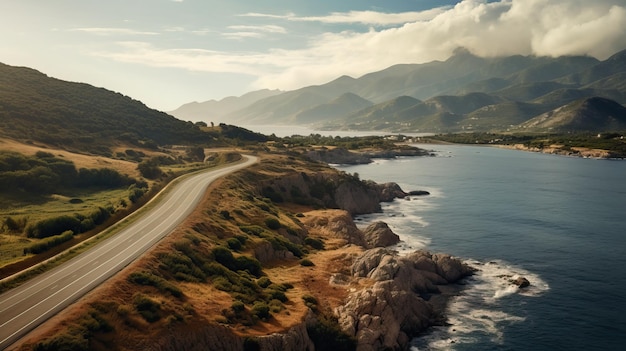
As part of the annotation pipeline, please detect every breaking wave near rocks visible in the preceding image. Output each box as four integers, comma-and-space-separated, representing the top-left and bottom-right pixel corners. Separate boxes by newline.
355, 193, 550, 351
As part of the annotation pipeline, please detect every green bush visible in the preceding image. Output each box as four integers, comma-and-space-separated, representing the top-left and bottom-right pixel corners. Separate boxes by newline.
133, 293, 161, 323
239, 225, 266, 236
256, 276, 272, 288
227, 238, 242, 251
251, 302, 270, 320
24, 230, 74, 254
264, 217, 281, 230
26, 215, 81, 239
33, 330, 89, 351
300, 259, 315, 267
128, 271, 183, 298
3, 216, 28, 232
232, 300, 245, 314
304, 237, 325, 250
307, 314, 357, 351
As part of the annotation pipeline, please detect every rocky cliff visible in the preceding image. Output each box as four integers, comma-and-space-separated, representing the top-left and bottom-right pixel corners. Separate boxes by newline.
336, 249, 474, 351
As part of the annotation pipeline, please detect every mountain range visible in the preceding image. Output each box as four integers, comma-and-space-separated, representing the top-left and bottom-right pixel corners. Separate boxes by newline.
170, 48, 626, 133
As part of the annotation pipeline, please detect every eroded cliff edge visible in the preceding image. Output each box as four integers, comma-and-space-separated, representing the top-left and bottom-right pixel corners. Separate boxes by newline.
17, 152, 471, 351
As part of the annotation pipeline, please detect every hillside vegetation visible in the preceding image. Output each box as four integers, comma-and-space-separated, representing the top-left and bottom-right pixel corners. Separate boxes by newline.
0, 63, 215, 155
14, 152, 386, 351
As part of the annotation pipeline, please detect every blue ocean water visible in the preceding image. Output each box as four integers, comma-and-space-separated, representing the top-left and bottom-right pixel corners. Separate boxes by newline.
336, 144, 626, 350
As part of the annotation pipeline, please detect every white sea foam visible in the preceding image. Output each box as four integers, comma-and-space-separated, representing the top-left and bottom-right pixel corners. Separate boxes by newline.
411, 259, 550, 350
356, 188, 550, 350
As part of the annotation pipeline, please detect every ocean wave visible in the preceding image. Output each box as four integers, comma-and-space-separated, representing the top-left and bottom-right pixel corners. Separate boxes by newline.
411, 259, 550, 350
356, 192, 550, 350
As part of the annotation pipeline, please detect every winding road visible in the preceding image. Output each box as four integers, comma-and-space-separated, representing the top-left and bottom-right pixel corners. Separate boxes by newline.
0, 155, 257, 350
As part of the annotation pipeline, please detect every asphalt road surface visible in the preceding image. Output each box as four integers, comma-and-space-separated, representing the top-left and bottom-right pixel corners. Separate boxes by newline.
0, 155, 257, 350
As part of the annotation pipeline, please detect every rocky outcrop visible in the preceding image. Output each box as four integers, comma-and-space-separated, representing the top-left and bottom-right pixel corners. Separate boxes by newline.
254, 240, 296, 264
305, 147, 372, 164
362, 222, 400, 248
256, 164, 427, 216
256, 311, 316, 351
371, 182, 408, 202
337, 248, 474, 351
305, 146, 431, 165
299, 210, 367, 247
512, 276, 530, 288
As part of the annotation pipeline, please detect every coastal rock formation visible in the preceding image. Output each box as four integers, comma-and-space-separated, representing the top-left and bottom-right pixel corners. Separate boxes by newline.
362, 222, 400, 248
254, 240, 296, 264
300, 209, 367, 247
304, 146, 431, 165
256, 311, 316, 351
337, 248, 474, 350
305, 147, 372, 164
512, 276, 531, 288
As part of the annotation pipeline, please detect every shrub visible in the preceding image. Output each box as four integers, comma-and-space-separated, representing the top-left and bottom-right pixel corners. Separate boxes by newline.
239, 225, 265, 236
128, 271, 183, 298
133, 293, 161, 323
128, 185, 146, 203
302, 294, 318, 306
251, 302, 270, 320
26, 215, 81, 239
227, 238, 242, 251
267, 289, 288, 303
304, 237, 325, 250
256, 276, 272, 288
307, 314, 357, 351
137, 159, 162, 179
264, 217, 281, 230
300, 259, 315, 267
232, 300, 245, 314
33, 330, 89, 351
212, 247, 237, 268
24, 230, 74, 254
235, 256, 263, 277
3, 216, 27, 232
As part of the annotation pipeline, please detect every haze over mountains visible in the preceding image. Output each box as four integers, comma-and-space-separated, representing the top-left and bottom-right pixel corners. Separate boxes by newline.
171, 48, 626, 133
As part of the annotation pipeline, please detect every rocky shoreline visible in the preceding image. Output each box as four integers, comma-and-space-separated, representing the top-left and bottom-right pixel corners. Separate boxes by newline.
15, 154, 473, 351
304, 146, 433, 165
498, 143, 621, 159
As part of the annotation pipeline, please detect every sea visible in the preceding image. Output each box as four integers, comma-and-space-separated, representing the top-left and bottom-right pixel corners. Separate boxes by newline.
244, 126, 626, 350
335, 144, 626, 351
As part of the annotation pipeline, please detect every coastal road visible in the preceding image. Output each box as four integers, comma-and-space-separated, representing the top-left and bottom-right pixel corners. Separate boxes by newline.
0, 155, 257, 350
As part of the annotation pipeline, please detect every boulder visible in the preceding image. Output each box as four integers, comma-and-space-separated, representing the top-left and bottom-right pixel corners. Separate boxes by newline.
408, 190, 430, 196
338, 249, 474, 350
512, 276, 531, 288
362, 222, 400, 248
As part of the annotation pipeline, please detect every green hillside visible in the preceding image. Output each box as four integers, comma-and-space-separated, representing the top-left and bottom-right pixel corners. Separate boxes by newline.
0, 63, 213, 155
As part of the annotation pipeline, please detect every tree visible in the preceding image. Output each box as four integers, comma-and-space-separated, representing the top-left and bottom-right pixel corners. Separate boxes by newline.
137, 158, 162, 179
185, 146, 205, 162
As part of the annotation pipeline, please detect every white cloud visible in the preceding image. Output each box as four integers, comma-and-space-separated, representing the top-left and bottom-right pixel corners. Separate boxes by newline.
71, 27, 159, 36
240, 8, 448, 25
94, 0, 626, 93
227, 25, 286, 34
222, 24, 287, 40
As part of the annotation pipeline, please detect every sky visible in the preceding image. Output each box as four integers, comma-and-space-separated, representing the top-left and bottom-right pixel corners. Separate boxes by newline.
1, 0, 625, 112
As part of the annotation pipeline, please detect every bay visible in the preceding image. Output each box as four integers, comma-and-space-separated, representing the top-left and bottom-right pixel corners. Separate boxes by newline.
336, 144, 626, 350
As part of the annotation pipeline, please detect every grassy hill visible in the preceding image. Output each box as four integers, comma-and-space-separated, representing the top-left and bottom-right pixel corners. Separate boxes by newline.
0, 63, 213, 155
518, 97, 626, 132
